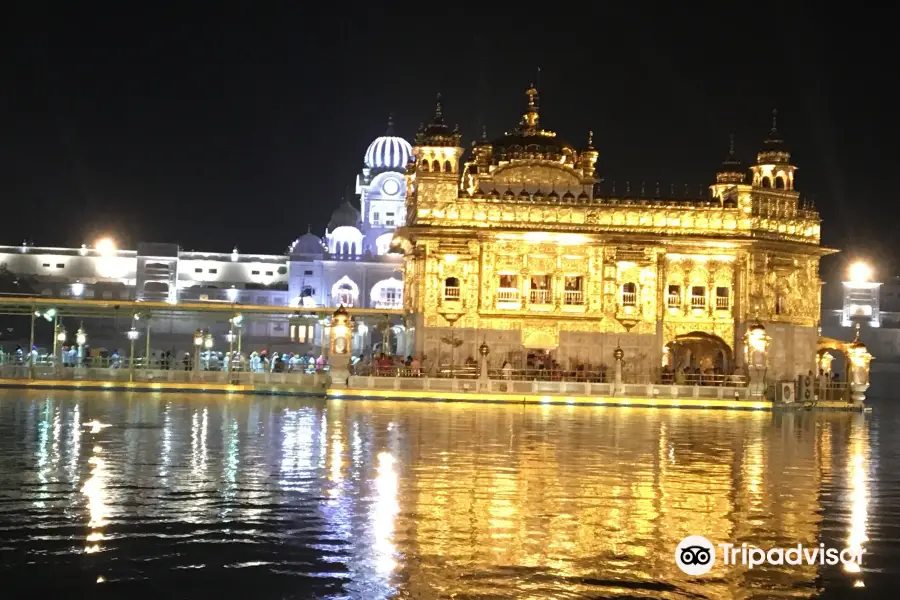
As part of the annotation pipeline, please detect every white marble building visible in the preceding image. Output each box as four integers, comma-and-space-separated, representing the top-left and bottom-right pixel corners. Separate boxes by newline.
0, 124, 411, 356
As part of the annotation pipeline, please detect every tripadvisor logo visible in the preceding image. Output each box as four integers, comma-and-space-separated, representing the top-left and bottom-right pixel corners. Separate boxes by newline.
675, 535, 865, 575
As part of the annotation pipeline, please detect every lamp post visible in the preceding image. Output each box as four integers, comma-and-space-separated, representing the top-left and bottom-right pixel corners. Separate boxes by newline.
127, 326, 140, 382
437, 309, 463, 376
231, 314, 244, 358
743, 321, 769, 398
613, 342, 625, 395
193, 329, 203, 373
75, 324, 87, 367
54, 324, 66, 366
478, 341, 490, 390
328, 305, 353, 388
846, 324, 874, 405
225, 330, 236, 372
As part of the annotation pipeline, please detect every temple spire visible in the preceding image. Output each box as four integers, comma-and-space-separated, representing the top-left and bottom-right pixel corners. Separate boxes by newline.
433, 93, 443, 123
523, 83, 539, 131
385, 113, 395, 135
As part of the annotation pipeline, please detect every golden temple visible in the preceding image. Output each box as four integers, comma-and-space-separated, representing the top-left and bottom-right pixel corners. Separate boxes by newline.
395, 87, 834, 381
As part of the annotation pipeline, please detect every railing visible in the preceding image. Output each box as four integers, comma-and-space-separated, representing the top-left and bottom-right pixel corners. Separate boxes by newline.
691, 295, 706, 309
564, 290, 584, 305
496, 288, 520, 303
622, 292, 636, 306
355, 364, 749, 387
373, 300, 402, 309
667, 294, 681, 308
715, 296, 729, 310
0, 364, 330, 388
443, 286, 460, 301
348, 368, 753, 400
529, 289, 551, 304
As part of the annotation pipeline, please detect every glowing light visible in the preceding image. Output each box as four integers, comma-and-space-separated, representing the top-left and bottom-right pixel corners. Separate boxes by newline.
95, 237, 116, 256
849, 262, 872, 284
71, 282, 85, 297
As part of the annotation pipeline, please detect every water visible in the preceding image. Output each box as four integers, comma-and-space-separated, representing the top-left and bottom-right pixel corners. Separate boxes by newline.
0, 391, 893, 599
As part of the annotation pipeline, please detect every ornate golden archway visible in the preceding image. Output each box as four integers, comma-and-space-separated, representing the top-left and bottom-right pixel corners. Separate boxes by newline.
665, 331, 734, 372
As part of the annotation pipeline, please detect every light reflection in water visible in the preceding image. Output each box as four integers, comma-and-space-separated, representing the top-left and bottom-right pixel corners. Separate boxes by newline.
0, 393, 885, 598
845, 415, 870, 586
81, 444, 107, 554
372, 451, 399, 576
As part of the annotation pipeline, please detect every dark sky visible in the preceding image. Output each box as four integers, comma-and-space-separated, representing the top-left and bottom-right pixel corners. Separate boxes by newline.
3, 7, 895, 282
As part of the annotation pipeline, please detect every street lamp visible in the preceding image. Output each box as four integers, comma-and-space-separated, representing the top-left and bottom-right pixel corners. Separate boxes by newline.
53, 324, 66, 366
75, 324, 87, 367
849, 261, 872, 284
193, 329, 203, 372
231, 314, 244, 357
127, 326, 140, 381
225, 330, 236, 372
203, 331, 213, 350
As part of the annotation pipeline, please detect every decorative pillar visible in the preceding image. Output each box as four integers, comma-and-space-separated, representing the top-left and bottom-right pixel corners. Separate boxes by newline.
743, 321, 770, 398
846, 330, 873, 406
127, 326, 139, 382
329, 305, 353, 388
613, 343, 624, 395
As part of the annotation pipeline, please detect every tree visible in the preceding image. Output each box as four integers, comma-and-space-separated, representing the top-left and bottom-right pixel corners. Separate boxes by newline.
0, 263, 37, 295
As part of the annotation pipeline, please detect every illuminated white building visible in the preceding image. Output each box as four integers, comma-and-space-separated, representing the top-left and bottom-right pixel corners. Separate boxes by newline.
0, 123, 410, 353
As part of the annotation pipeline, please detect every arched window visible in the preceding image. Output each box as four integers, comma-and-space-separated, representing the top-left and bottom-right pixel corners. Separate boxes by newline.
775, 294, 787, 315
444, 276, 460, 300
331, 275, 359, 307
621, 282, 637, 306
421, 160, 429, 172
775, 176, 785, 189
336, 285, 354, 307
444, 160, 452, 173
432, 160, 440, 172
761, 177, 771, 188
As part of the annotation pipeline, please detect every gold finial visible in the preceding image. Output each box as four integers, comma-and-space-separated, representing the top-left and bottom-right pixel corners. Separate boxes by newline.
670, 183, 675, 196
523, 83, 539, 130
625, 181, 631, 195
386, 113, 395, 135
434, 93, 443, 122
640, 181, 645, 197
728, 133, 735, 157
655, 181, 660, 197
771, 108, 778, 134
587, 129, 594, 148
481, 125, 488, 141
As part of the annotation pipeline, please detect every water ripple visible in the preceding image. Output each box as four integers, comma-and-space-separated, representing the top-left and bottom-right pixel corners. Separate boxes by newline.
0, 392, 892, 597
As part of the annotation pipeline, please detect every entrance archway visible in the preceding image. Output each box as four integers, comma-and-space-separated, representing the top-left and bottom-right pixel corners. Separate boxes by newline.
664, 332, 734, 374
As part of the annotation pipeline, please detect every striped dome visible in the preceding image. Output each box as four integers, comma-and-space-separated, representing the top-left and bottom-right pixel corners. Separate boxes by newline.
364, 135, 412, 171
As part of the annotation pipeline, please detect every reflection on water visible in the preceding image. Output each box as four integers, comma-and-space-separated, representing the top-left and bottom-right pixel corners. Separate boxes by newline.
0, 391, 891, 598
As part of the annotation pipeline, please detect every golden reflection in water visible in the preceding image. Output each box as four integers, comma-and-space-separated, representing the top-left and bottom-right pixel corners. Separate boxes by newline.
391, 404, 864, 599
67, 403, 81, 483
81, 444, 107, 554
373, 451, 399, 575
844, 415, 870, 586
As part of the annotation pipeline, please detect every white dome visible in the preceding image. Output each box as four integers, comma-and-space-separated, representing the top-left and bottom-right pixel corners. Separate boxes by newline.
364, 118, 412, 170
364, 135, 412, 170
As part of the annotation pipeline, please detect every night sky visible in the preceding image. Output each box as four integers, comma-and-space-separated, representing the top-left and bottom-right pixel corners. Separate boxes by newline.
3, 8, 895, 283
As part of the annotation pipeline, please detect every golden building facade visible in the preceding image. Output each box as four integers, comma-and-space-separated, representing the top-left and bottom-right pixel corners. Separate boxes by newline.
395, 88, 833, 379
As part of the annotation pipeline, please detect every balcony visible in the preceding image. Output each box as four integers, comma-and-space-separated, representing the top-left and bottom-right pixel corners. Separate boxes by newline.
667, 294, 681, 308
496, 288, 520, 303
715, 296, 729, 310
529, 289, 551, 304
443, 286, 460, 301
622, 292, 637, 307
564, 290, 584, 305
691, 295, 706, 309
